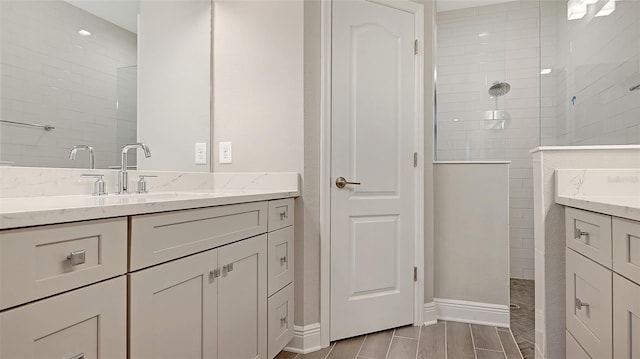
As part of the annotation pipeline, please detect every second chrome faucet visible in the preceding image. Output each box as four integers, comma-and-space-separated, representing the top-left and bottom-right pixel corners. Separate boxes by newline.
119, 143, 151, 194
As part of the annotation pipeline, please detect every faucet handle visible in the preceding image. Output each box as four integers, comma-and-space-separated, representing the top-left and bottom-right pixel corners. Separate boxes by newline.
137, 175, 157, 194
81, 174, 107, 196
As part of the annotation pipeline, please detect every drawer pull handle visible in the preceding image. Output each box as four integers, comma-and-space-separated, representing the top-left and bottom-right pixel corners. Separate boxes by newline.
210, 268, 221, 278
66, 250, 86, 266
574, 228, 589, 240
224, 263, 234, 273
67, 353, 84, 359
575, 298, 589, 310
279, 210, 288, 220
280, 256, 288, 264
280, 317, 288, 326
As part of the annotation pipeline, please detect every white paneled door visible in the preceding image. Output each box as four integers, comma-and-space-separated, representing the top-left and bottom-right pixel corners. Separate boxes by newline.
330, 0, 417, 341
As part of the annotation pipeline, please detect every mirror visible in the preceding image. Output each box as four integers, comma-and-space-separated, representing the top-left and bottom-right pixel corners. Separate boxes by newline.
0, 0, 211, 171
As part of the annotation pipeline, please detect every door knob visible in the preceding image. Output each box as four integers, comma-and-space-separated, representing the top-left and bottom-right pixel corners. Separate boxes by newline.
335, 176, 361, 189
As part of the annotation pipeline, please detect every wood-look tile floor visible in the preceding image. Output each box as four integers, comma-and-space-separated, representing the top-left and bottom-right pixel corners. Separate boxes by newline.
275, 321, 523, 359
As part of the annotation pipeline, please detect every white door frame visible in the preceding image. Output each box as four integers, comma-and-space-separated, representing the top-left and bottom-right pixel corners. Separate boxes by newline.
319, 0, 425, 347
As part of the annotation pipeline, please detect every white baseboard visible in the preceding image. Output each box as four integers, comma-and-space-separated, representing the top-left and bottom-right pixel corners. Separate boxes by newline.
423, 302, 438, 326
433, 298, 510, 327
284, 323, 322, 354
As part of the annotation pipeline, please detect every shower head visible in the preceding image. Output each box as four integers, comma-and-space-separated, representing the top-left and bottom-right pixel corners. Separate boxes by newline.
488, 81, 511, 97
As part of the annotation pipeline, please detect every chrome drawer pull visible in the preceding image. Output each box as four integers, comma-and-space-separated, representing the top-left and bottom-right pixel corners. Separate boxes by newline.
280, 317, 288, 326
66, 250, 86, 266
210, 268, 221, 278
280, 256, 288, 264
67, 353, 84, 359
575, 298, 589, 310
279, 210, 288, 220
574, 228, 589, 240
224, 263, 234, 273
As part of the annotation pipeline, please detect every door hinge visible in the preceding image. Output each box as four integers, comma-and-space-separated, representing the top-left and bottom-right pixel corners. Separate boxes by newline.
414, 266, 418, 282
413, 152, 418, 167
414, 40, 418, 55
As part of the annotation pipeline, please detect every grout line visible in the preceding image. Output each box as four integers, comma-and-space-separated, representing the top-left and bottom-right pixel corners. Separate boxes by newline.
468, 323, 478, 359
413, 325, 422, 359
495, 326, 508, 359
354, 335, 367, 358
507, 329, 524, 359
477, 348, 507, 353
323, 342, 336, 359
394, 335, 419, 340
383, 329, 396, 359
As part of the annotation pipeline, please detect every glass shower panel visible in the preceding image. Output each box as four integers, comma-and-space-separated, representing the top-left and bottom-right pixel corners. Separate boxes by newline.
540, 0, 640, 145
436, 5, 512, 161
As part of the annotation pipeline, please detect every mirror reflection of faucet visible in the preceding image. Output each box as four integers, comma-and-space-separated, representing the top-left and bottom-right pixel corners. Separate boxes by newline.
119, 143, 151, 194
69, 145, 95, 169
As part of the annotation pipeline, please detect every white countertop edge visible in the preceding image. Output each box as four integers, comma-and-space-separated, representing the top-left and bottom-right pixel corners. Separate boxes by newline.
0, 190, 299, 230
433, 161, 511, 164
555, 195, 640, 221
530, 145, 640, 154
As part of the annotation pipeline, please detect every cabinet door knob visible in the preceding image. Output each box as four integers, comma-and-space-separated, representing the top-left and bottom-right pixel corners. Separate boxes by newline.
224, 263, 234, 273
280, 256, 288, 264
574, 228, 589, 240
279, 210, 288, 220
575, 298, 589, 310
210, 268, 221, 278
66, 250, 86, 266
280, 316, 288, 326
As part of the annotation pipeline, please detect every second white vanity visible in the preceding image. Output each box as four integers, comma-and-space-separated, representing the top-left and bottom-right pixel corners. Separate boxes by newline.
0, 170, 298, 359
556, 169, 640, 359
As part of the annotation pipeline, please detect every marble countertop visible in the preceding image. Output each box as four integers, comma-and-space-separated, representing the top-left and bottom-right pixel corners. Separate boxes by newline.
555, 169, 640, 221
0, 189, 298, 230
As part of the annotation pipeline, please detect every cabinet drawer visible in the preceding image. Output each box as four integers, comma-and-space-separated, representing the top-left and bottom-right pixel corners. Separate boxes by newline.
0, 217, 127, 310
0, 276, 126, 359
566, 331, 590, 359
268, 226, 294, 296
566, 207, 612, 268
613, 273, 640, 359
268, 198, 294, 231
268, 283, 294, 359
130, 201, 268, 270
566, 248, 612, 359
612, 217, 640, 284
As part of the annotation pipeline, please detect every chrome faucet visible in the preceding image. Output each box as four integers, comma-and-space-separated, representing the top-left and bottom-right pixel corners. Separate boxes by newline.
69, 145, 95, 169
119, 143, 151, 193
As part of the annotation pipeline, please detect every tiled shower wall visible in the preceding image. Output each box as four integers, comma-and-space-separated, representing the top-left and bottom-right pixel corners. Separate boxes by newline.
540, 0, 640, 145
0, 0, 136, 168
436, 0, 540, 279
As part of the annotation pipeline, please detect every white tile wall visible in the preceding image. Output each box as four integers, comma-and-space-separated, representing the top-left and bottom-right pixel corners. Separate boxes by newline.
0, 0, 137, 169
540, 0, 640, 146
436, 0, 540, 279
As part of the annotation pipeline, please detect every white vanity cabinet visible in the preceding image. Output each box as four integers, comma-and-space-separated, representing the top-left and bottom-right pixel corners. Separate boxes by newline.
0, 218, 128, 359
129, 234, 267, 359
565, 207, 640, 359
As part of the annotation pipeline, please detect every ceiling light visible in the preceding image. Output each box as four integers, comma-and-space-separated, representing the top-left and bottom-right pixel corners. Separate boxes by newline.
479, 32, 489, 37
595, 0, 616, 16
78, 29, 91, 36
540, 68, 552, 75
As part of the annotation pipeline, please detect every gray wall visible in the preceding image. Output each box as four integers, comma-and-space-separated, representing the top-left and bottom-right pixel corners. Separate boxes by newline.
434, 163, 510, 305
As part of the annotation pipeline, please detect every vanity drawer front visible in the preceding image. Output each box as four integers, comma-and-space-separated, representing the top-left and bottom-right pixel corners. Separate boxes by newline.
566, 248, 612, 359
0, 276, 126, 359
268, 282, 294, 359
0, 218, 127, 310
566, 207, 612, 268
130, 201, 268, 270
612, 217, 640, 284
268, 198, 294, 231
268, 226, 294, 296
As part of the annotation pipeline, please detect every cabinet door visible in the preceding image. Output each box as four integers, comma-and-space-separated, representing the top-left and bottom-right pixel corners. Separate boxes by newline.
612, 217, 640, 285
218, 234, 267, 359
129, 249, 218, 359
0, 276, 126, 359
268, 226, 294, 296
566, 248, 613, 359
613, 273, 640, 359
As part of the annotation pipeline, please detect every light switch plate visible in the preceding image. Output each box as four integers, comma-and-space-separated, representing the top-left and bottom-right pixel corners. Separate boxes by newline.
195, 143, 207, 164
219, 142, 232, 164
